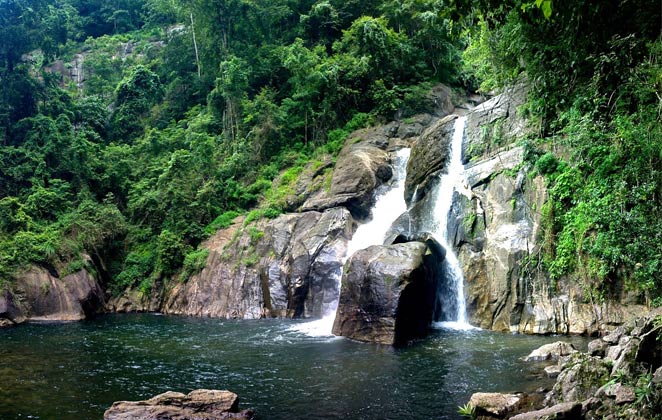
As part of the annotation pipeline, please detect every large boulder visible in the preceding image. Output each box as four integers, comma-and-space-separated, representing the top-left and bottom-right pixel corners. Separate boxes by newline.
3, 266, 104, 324
104, 389, 254, 420
455, 143, 647, 334
299, 127, 393, 220
299, 86, 453, 220
163, 208, 353, 319
523, 342, 578, 362
468, 392, 523, 418
404, 114, 457, 206
546, 353, 612, 405
332, 241, 442, 346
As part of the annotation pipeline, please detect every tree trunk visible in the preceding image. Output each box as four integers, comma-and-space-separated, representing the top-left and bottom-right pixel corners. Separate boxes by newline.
190, 13, 201, 78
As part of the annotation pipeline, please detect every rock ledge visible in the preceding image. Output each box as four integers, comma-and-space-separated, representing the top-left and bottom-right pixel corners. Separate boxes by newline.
103, 389, 254, 420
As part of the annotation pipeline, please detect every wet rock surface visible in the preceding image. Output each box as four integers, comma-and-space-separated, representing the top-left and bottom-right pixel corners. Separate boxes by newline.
332, 240, 442, 346
404, 114, 457, 206
162, 208, 353, 320
468, 312, 662, 419
1, 266, 104, 325
104, 389, 254, 420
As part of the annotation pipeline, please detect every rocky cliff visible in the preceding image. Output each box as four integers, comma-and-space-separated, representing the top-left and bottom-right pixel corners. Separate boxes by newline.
6, 81, 646, 340
398, 81, 647, 335
0, 263, 104, 326
459, 84, 646, 334
161, 208, 352, 319
108, 85, 455, 330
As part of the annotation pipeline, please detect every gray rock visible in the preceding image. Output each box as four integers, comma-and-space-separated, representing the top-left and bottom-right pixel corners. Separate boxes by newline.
653, 366, 662, 384
547, 353, 611, 405
588, 338, 609, 357
332, 241, 441, 346
404, 114, 457, 206
300, 129, 393, 219
510, 402, 582, 420
603, 326, 627, 344
468, 392, 522, 418
163, 208, 353, 320
103, 389, 254, 420
0, 289, 24, 325
544, 364, 562, 379
463, 80, 530, 164
523, 342, 577, 362
598, 382, 636, 405
606, 344, 624, 362
396, 114, 435, 139
610, 337, 641, 376
10, 266, 104, 322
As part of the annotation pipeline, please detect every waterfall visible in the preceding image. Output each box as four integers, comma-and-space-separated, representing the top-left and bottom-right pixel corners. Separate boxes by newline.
344, 148, 411, 260
291, 148, 411, 336
431, 116, 474, 330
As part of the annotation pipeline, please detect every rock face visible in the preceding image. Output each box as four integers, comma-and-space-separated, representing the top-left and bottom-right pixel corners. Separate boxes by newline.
291, 87, 453, 220
404, 114, 457, 206
110, 85, 455, 329
332, 240, 442, 346
104, 389, 254, 420
462, 80, 529, 165
417, 81, 648, 335
162, 208, 352, 319
1, 266, 104, 325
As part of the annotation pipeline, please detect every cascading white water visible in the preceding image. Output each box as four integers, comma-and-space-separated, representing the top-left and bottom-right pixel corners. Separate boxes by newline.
431, 116, 474, 330
344, 148, 411, 259
291, 148, 411, 337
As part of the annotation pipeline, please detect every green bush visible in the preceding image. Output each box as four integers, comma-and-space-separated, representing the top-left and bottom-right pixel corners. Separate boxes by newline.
114, 248, 156, 294
535, 153, 558, 175
155, 230, 186, 276
204, 211, 241, 236
180, 248, 210, 281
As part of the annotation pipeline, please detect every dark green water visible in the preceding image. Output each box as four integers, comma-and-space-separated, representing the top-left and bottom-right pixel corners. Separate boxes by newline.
0, 314, 587, 419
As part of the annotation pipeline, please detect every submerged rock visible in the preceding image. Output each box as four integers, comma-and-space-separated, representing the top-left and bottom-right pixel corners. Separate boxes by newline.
332, 240, 441, 346
103, 389, 254, 420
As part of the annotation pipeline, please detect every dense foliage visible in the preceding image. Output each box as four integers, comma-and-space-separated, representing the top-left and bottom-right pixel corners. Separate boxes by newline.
0, 0, 462, 291
461, 0, 662, 304
1, 0, 660, 307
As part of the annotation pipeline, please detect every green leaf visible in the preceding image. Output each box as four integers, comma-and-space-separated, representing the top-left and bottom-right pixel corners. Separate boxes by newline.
542, 1, 552, 19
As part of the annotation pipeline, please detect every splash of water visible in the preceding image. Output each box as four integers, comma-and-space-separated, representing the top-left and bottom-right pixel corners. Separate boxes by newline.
291, 148, 411, 336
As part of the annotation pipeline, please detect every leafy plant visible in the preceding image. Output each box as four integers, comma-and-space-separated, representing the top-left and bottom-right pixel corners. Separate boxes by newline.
457, 402, 475, 419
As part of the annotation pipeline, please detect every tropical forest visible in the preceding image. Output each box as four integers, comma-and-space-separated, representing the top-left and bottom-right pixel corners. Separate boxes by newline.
1, 0, 661, 418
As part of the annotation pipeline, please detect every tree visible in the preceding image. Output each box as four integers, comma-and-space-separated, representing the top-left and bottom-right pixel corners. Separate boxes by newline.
208, 55, 250, 142
109, 65, 162, 141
